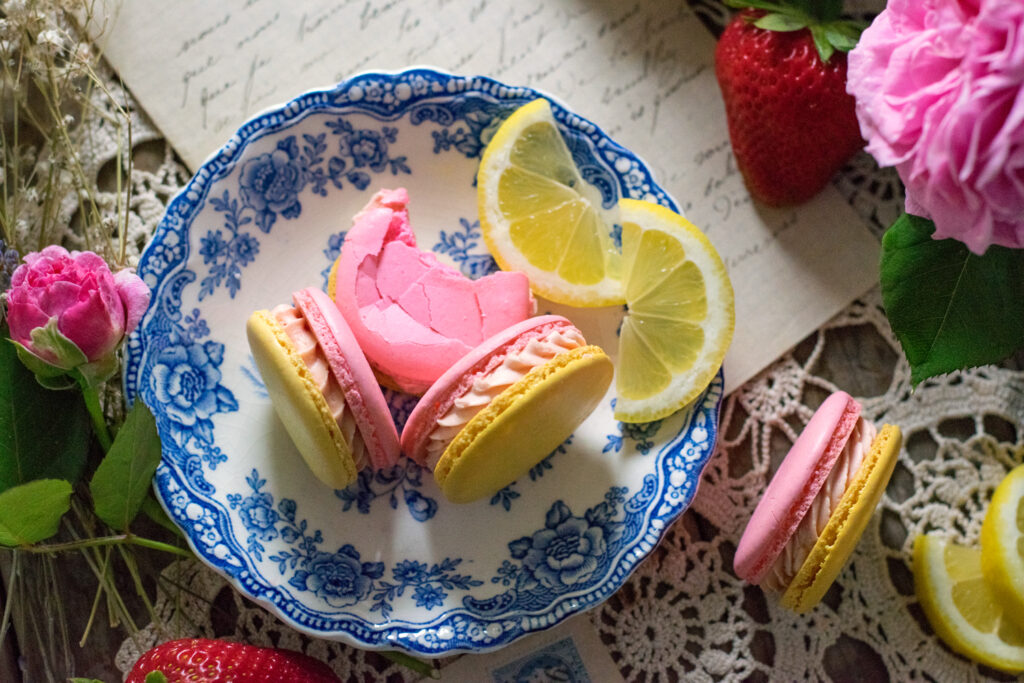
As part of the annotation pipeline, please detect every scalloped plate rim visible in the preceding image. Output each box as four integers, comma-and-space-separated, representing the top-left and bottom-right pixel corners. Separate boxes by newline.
124, 66, 724, 657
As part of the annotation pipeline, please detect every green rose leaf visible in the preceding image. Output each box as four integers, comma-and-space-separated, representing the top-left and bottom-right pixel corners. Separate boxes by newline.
141, 493, 184, 538
0, 479, 73, 546
13, 341, 68, 379
880, 214, 1024, 385
27, 316, 88, 370
89, 399, 163, 531
0, 330, 91, 493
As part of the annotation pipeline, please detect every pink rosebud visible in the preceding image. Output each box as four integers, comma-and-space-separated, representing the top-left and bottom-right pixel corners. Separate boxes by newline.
847, 0, 1024, 254
6, 246, 150, 371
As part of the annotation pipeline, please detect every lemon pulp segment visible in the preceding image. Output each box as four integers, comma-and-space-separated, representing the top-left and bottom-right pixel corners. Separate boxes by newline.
478, 99, 623, 306
613, 199, 734, 423
981, 465, 1024, 631
914, 534, 1024, 673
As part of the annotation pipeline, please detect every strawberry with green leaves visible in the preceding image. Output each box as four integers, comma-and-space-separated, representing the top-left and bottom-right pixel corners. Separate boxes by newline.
714, 0, 865, 206
126, 638, 342, 682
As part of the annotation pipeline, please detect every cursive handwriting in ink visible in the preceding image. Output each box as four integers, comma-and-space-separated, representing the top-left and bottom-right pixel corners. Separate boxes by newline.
181, 54, 220, 108
200, 79, 236, 130
242, 53, 272, 115
176, 13, 231, 57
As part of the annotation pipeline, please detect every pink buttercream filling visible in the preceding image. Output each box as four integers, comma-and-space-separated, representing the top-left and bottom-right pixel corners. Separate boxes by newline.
423, 328, 586, 468
762, 418, 877, 592
273, 305, 368, 471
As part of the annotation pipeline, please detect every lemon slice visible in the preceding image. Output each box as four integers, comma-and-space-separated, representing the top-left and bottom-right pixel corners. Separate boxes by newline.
981, 464, 1024, 628
477, 99, 624, 307
913, 534, 1024, 673
613, 199, 734, 423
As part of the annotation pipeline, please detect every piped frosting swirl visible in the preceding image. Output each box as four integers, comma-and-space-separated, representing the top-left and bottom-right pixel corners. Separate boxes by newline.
423, 328, 586, 469
762, 418, 877, 593
273, 304, 368, 471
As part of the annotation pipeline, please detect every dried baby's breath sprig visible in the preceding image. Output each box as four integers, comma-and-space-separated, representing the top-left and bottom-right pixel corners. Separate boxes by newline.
0, 3, 172, 679
0, 0, 132, 268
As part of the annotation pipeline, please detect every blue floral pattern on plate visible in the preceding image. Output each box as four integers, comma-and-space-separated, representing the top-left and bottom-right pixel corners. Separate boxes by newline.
124, 68, 721, 657
198, 120, 412, 300
228, 469, 480, 616
335, 460, 438, 522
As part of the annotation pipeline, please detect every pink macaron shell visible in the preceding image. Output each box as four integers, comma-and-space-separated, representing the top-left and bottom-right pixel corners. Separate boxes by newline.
734, 391, 861, 584
400, 315, 576, 464
293, 287, 400, 470
333, 188, 533, 394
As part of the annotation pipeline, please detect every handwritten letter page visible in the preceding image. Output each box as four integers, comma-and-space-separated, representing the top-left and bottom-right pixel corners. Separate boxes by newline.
89, 0, 880, 394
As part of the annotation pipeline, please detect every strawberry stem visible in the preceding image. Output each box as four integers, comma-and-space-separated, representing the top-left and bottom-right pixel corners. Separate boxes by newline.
724, 0, 865, 63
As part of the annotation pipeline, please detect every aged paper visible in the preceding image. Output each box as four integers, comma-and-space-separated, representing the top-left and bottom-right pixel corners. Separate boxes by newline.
433, 615, 623, 682
88, 0, 880, 394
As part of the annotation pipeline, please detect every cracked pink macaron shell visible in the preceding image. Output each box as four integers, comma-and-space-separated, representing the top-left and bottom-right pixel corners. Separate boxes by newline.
400, 315, 574, 465
293, 287, 400, 470
332, 188, 534, 395
734, 391, 861, 584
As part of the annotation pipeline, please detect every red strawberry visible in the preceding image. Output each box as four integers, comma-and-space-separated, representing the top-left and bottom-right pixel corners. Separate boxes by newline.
126, 638, 341, 682
714, 2, 865, 206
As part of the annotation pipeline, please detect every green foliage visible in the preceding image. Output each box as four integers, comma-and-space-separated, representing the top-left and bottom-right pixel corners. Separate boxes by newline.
0, 329, 90, 493
26, 317, 88, 369
90, 400, 164, 531
880, 214, 1024, 385
725, 0, 866, 63
0, 479, 72, 546
753, 13, 806, 31
141, 493, 185, 538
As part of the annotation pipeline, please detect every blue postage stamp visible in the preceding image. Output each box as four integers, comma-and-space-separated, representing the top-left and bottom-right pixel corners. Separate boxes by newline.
490, 636, 591, 682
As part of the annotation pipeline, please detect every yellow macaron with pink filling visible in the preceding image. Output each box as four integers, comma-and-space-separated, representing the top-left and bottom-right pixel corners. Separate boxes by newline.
246, 287, 400, 489
734, 390, 902, 611
400, 315, 612, 504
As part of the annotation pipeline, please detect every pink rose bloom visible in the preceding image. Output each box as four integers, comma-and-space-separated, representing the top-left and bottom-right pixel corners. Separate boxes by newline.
6, 245, 150, 370
847, 0, 1024, 254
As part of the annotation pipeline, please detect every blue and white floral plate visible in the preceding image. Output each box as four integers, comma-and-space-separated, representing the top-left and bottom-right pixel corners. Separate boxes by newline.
125, 67, 723, 657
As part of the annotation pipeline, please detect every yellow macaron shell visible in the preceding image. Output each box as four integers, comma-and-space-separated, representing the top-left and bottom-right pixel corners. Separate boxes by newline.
326, 256, 340, 304
246, 310, 358, 489
780, 424, 902, 612
434, 345, 614, 504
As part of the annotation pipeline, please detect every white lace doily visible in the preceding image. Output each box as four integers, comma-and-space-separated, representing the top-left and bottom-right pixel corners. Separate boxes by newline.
51, 21, 1023, 683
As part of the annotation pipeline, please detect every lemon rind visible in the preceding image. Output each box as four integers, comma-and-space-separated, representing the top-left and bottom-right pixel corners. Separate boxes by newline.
915, 534, 1024, 673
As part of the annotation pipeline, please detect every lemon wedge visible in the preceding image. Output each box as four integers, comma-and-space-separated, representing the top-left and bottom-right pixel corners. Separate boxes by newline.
477, 99, 624, 307
913, 533, 1024, 673
613, 199, 734, 423
981, 464, 1024, 629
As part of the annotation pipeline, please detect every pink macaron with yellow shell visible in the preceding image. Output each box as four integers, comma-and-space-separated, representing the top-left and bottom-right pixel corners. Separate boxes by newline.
401, 315, 613, 504
734, 391, 902, 612
246, 287, 400, 489
328, 188, 535, 395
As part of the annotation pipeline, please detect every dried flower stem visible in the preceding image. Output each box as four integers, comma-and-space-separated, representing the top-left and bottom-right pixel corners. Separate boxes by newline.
0, 552, 18, 648
79, 547, 109, 647
20, 533, 192, 558
0, 0, 126, 263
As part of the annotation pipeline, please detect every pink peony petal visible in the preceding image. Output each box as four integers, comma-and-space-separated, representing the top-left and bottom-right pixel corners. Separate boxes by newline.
848, 0, 1024, 253
23, 245, 70, 267
6, 298, 53, 350
59, 287, 121, 361
114, 269, 151, 335
71, 250, 109, 273
37, 279, 82, 318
